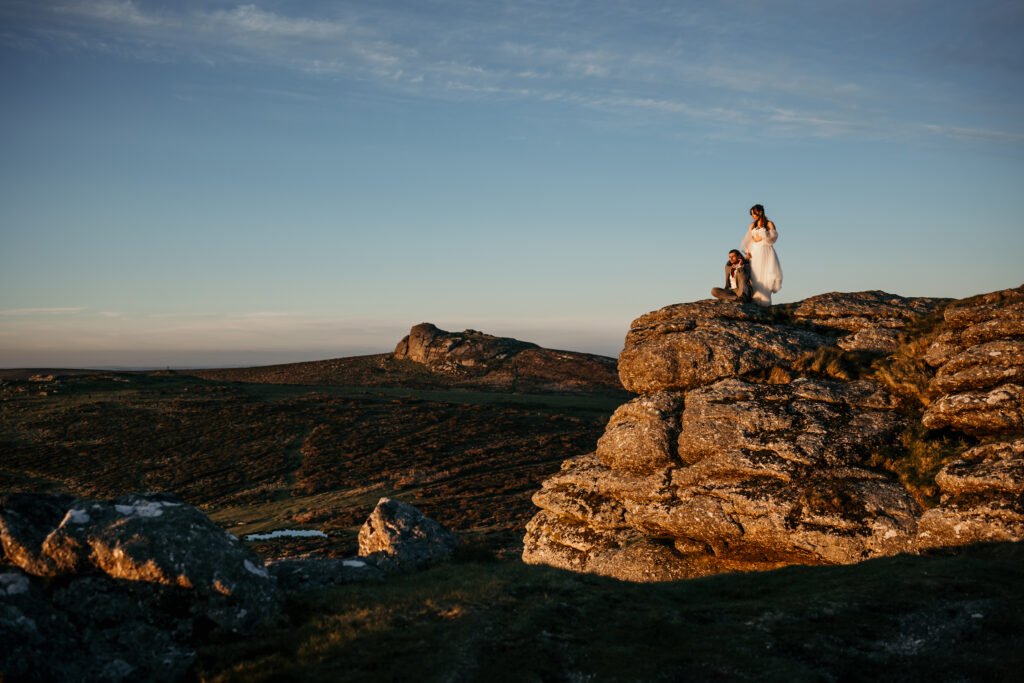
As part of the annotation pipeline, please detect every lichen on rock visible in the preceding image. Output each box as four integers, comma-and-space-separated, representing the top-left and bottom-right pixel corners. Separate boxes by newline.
0, 492, 284, 681
524, 285, 1024, 581
917, 439, 1024, 550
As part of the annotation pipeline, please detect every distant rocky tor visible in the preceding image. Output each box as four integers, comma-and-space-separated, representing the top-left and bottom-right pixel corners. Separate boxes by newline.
394, 322, 623, 393
523, 286, 1024, 582
192, 322, 624, 394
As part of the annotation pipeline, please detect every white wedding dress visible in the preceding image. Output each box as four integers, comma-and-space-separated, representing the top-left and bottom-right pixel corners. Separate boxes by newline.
741, 226, 783, 306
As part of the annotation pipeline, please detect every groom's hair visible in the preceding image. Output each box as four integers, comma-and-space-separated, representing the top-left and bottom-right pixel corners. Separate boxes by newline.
728, 249, 743, 260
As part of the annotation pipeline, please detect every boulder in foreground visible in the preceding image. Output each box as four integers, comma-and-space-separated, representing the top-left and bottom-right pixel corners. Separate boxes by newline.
358, 497, 458, 572
0, 492, 282, 681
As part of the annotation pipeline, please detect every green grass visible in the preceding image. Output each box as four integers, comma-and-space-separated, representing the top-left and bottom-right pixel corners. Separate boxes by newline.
198, 543, 1024, 682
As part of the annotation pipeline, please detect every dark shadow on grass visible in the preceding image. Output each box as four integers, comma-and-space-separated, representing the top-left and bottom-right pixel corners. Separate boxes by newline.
198, 541, 1024, 682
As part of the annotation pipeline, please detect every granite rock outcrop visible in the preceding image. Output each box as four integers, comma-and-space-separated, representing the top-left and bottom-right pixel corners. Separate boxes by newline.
393, 322, 623, 393
0, 492, 282, 681
917, 439, 1024, 549
395, 323, 538, 373
921, 286, 1024, 434
357, 497, 458, 572
524, 286, 1024, 582
793, 290, 948, 353
915, 285, 1024, 548
617, 301, 827, 394
193, 323, 624, 394
0, 493, 461, 680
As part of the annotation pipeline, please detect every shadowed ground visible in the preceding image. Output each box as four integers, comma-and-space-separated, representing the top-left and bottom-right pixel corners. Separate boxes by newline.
199, 542, 1024, 682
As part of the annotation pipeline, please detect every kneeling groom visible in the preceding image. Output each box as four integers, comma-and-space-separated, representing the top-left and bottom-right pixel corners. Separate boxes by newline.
711, 249, 753, 303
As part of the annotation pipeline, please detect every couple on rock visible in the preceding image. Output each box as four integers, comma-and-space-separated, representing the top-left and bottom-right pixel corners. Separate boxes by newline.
711, 204, 783, 307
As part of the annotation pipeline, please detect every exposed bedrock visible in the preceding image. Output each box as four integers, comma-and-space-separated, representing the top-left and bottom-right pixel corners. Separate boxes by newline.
595, 391, 685, 472
392, 321, 623, 392
922, 285, 1024, 435
0, 492, 282, 682
793, 290, 949, 353
523, 377, 918, 580
357, 497, 458, 572
394, 322, 538, 375
616, 292, 948, 394
0, 493, 459, 680
524, 286, 1024, 581
912, 285, 1024, 548
617, 301, 827, 394
918, 439, 1024, 549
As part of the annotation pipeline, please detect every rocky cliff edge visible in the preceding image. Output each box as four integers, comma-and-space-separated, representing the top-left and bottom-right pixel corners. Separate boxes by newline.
523, 286, 1024, 581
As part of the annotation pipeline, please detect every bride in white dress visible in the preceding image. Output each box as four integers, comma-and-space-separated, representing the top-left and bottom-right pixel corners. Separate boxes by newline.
740, 204, 783, 306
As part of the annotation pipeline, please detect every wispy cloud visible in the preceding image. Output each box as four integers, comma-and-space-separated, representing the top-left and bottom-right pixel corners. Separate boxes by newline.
0, 307, 84, 316
62, 0, 166, 28
920, 123, 1024, 145
766, 108, 874, 138
680, 63, 866, 101
6, 1, 1020, 144
205, 4, 348, 40
499, 43, 614, 80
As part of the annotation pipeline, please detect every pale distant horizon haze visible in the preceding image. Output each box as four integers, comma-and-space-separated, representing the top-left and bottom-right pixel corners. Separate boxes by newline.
2, 1, 1022, 368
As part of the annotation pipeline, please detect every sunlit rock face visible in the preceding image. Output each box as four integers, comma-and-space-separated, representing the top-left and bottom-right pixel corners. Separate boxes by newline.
523, 379, 918, 579
524, 286, 1024, 582
915, 285, 1024, 548
616, 301, 826, 394
595, 391, 685, 473
392, 322, 623, 393
922, 286, 1024, 435
357, 497, 458, 572
394, 322, 539, 375
917, 440, 1024, 549
793, 290, 948, 353
0, 492, 283, 681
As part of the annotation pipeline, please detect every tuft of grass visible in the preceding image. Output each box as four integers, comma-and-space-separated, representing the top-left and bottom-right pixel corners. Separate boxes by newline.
860, 305, 966, 507
790, 346, 875, 381
866, 307, 949, 408
767, 366, 793, 384
868, 334, 940, 409
867, 425, 975, 508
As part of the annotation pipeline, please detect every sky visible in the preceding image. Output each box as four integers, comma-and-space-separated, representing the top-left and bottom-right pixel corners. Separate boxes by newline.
1, 0, 1022, 368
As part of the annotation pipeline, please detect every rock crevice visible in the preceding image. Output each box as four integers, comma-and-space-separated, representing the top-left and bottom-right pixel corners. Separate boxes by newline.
524, 287, 1024, 581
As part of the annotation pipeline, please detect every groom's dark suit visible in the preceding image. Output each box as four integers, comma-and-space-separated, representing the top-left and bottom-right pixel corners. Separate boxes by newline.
711, 259, 753, 303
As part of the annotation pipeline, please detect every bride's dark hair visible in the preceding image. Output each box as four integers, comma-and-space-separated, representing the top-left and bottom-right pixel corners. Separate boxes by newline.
750, 204, 769, 228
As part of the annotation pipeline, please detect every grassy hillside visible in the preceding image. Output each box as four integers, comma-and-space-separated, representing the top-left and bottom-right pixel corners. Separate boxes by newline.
0, 372, 622, 556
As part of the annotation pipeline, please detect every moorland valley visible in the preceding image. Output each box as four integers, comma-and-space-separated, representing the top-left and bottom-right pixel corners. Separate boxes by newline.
2, 293, 1024, 681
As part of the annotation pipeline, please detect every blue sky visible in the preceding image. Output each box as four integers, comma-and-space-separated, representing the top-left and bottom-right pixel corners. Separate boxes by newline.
1, 0, 1022, 367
